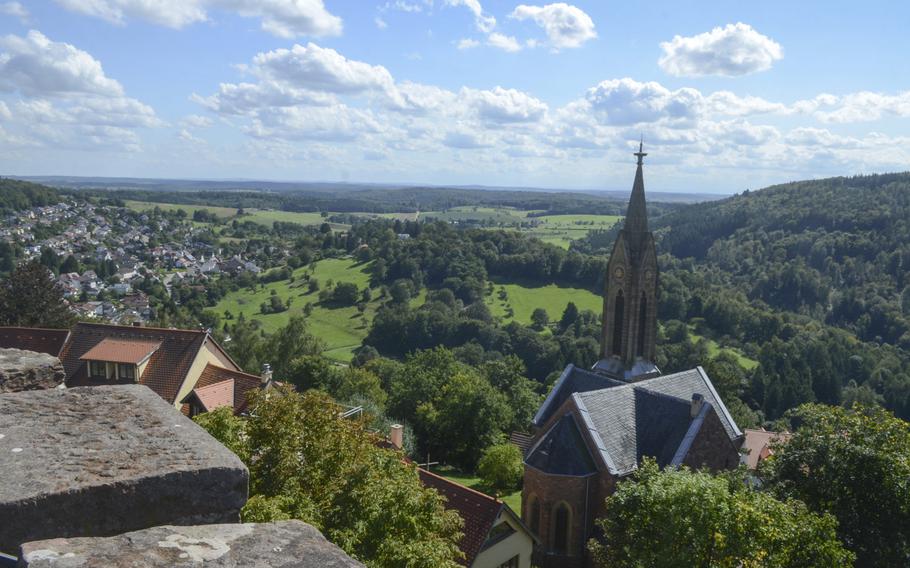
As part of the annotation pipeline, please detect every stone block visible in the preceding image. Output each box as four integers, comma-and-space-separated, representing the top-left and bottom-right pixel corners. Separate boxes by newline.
18, 521, 364, 567
0, 349, 65, 393
0, 385, 248, 554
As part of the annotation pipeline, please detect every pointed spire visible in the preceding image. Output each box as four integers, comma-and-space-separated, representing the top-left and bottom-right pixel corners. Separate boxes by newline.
625, 139, 649, 235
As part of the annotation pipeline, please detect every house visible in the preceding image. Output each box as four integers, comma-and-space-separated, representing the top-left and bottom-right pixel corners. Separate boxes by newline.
741, 428, 791, 470
0, 327, 70, 357
0, 322, 267, 416
419, 468, 538, 568
521, 145, 743, 568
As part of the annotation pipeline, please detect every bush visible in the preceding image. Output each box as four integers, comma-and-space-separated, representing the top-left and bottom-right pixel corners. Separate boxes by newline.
477, 443, 523, 495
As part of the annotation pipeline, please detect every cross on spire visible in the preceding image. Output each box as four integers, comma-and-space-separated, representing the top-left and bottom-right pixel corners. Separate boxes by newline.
634, 136, 647, 166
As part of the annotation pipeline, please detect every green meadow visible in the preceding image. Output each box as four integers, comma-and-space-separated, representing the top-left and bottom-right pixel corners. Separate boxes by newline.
486, 279, 602, 324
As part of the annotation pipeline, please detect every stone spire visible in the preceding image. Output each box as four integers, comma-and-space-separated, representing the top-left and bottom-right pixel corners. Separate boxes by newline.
624, 140, 649, 236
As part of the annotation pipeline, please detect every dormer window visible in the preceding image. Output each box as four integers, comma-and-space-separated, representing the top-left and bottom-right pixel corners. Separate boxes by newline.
118, 364, 136, 381
80, 338, 161, 383
89, 361, 107, 379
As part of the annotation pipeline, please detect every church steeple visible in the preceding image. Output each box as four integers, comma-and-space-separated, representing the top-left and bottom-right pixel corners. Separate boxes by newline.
596, 141, 659, 379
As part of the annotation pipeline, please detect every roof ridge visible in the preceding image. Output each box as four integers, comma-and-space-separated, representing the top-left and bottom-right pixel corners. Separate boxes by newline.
74, 322, 205, 335
202, 363, 262, 384
418, 467, 503, 506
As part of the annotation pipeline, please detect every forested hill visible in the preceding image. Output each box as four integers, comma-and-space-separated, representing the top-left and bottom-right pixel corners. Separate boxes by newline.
656, 172, 910, 346
0, 178, 60, 213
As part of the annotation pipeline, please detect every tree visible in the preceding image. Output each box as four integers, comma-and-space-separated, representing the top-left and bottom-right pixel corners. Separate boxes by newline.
262, 316, 325, 380
559, 301, 579, 331
59, 255, 80, 274
331, 282, 360, 306
530, 307, 549, 330
589, 459, 853, 568
477, 443, 523, 496
761, 404, 910, 567
195, 390, 464, 568
0, 259, 75, 328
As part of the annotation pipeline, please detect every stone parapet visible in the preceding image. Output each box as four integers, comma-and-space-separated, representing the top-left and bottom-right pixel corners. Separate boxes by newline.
0, 349, 65, 393
0, 385, 248, 554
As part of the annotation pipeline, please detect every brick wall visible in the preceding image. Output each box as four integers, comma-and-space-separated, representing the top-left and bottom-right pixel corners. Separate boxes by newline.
683, 406, 741, 472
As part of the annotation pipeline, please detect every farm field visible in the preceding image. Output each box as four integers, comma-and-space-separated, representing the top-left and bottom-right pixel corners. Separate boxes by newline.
125, 200, 345, 229
524, 214, 622, 248
215, 258, 375, 362
124, 199, 236, 218
486, 279, 602, 324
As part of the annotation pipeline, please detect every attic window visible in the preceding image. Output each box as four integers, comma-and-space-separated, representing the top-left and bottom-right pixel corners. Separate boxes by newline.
483, 520, 516, 549
118, 364, 136, 381
89, 361, 106, 379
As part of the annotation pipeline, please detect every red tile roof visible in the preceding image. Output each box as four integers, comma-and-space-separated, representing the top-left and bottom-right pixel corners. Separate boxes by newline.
59, 322, 210, 403
191, 363, 264, 414
0, 327, 70, 356
192, 379, 235, 412
418, 468, 503, 566
742, 428, 791, 470
79, 338, 161, 364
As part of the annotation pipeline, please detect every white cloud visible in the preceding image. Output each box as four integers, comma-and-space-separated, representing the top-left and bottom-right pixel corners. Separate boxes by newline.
0, 30, 124, 97
247, 104, 382, 142
444, 0, 496, 33
457, 38, 479, 50
510, 3, 596, 50
182, 114, 213, 128
798, 91, 910, 123
486, 32, 522, 53
658, 23, 782, 77
464, 86, 547, 123
0, 30, 159, 151
585, 78, 701, 125
1, 2, 29, 23
53, 0, 342, 38
375, 16, 388, 29
704, 91, 786, 116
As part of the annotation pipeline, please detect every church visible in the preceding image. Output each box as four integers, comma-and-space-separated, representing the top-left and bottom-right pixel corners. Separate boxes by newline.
521, 145, 743, 568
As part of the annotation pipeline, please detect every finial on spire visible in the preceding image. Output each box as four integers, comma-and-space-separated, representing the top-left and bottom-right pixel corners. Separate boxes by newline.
634, 136, 647, 166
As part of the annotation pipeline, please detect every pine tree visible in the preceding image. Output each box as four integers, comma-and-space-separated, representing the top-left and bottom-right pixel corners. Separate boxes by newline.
0, 259, 75, 328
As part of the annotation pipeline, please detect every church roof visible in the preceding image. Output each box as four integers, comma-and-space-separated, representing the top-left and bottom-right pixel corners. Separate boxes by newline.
624, 142, 649, 235
531, 366, 742, 477
532, 363, 623, 427
526, 414, 597, 476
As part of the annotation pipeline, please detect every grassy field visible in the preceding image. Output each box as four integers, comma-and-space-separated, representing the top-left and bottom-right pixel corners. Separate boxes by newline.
688, 326, 759, 370
125, 199, 237, 218
525, 214, 622, 248
215, 258, 375, 362
429, 466, 521, 513
486, 279, 602, 324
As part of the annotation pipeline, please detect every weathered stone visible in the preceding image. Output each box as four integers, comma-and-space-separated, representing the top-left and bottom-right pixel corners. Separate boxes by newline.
0, 349, 65, 393
0, 385, 248, 554
18, 521, 364, 567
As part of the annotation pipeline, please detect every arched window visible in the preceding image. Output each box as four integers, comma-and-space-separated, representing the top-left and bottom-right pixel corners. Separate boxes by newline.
637, 292, 648, 356
552, 502, 571, 554
528, 496, 541, 537
612, 290, 624, 356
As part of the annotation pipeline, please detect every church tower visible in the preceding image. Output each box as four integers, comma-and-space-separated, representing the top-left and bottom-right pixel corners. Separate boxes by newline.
597, 142, 659, 378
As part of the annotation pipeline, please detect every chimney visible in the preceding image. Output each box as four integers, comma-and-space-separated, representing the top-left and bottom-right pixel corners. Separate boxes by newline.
691, 393, 705, 418
390, 424, 403, 450
260, 363, 272, 386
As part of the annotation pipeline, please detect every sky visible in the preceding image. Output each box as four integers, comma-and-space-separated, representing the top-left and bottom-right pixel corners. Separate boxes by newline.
0, 1, 908, 193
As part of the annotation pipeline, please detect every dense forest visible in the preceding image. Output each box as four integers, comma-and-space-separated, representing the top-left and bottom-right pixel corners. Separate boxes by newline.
0, 178, 60, 213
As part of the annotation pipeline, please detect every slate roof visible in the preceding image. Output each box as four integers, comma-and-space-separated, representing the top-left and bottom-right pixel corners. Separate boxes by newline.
0, 327, 70, 356
188, 363, 264, 414
526, 414, 597, 476
79, 338, 161, 364
59, 322, 210, 404
532, 366, 742, 477
418, 468, 503, 567
533, 363, 623, 427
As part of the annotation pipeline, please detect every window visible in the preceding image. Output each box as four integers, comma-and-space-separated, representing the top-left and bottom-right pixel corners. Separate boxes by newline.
553, 503, 571, 554
484, 521, 516, 548
612, 290, 624, 355
118, 363, 136, 381
498, 555, 519, 568
89, 361, 106, 379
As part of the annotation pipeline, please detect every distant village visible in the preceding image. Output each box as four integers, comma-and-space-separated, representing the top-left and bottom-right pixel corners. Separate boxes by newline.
1, 198, 261, 325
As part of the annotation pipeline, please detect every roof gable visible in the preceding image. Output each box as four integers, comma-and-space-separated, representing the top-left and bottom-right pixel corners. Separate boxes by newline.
526, 413, 597, 476
533, 364, 623, 427
59, 323, 208, 403
191, 363, 263, 414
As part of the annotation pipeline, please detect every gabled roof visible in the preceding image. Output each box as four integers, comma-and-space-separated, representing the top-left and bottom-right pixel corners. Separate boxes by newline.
59, 322, 210, 403
417, 468, 504, 567
526, 414, 597, 476
80, 338, 160, 364
532, 366, 742, 477
741, 428, 791, 470
189, 379, 235, 412
188, 363, 264, 414
0, 327, 69, 356
533, 363, 623, 427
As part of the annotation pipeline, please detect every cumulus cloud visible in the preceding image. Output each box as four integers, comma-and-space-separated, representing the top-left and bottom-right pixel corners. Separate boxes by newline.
0, 30, 124, 97
797, 91, 910, 123
510, 3, 596, 50
464, 86, 547, 123
659, 23, 782, 77
457, 38, 480, 50
444, 0, 496, 33
486, 32, 522, 53
0, 30, 159, 151
585, 78, 702, 125
1, 2, 29, 23
53, 0, 342, 38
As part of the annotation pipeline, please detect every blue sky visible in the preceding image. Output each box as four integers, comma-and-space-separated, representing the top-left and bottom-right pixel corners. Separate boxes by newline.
0, 0, 908, 193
